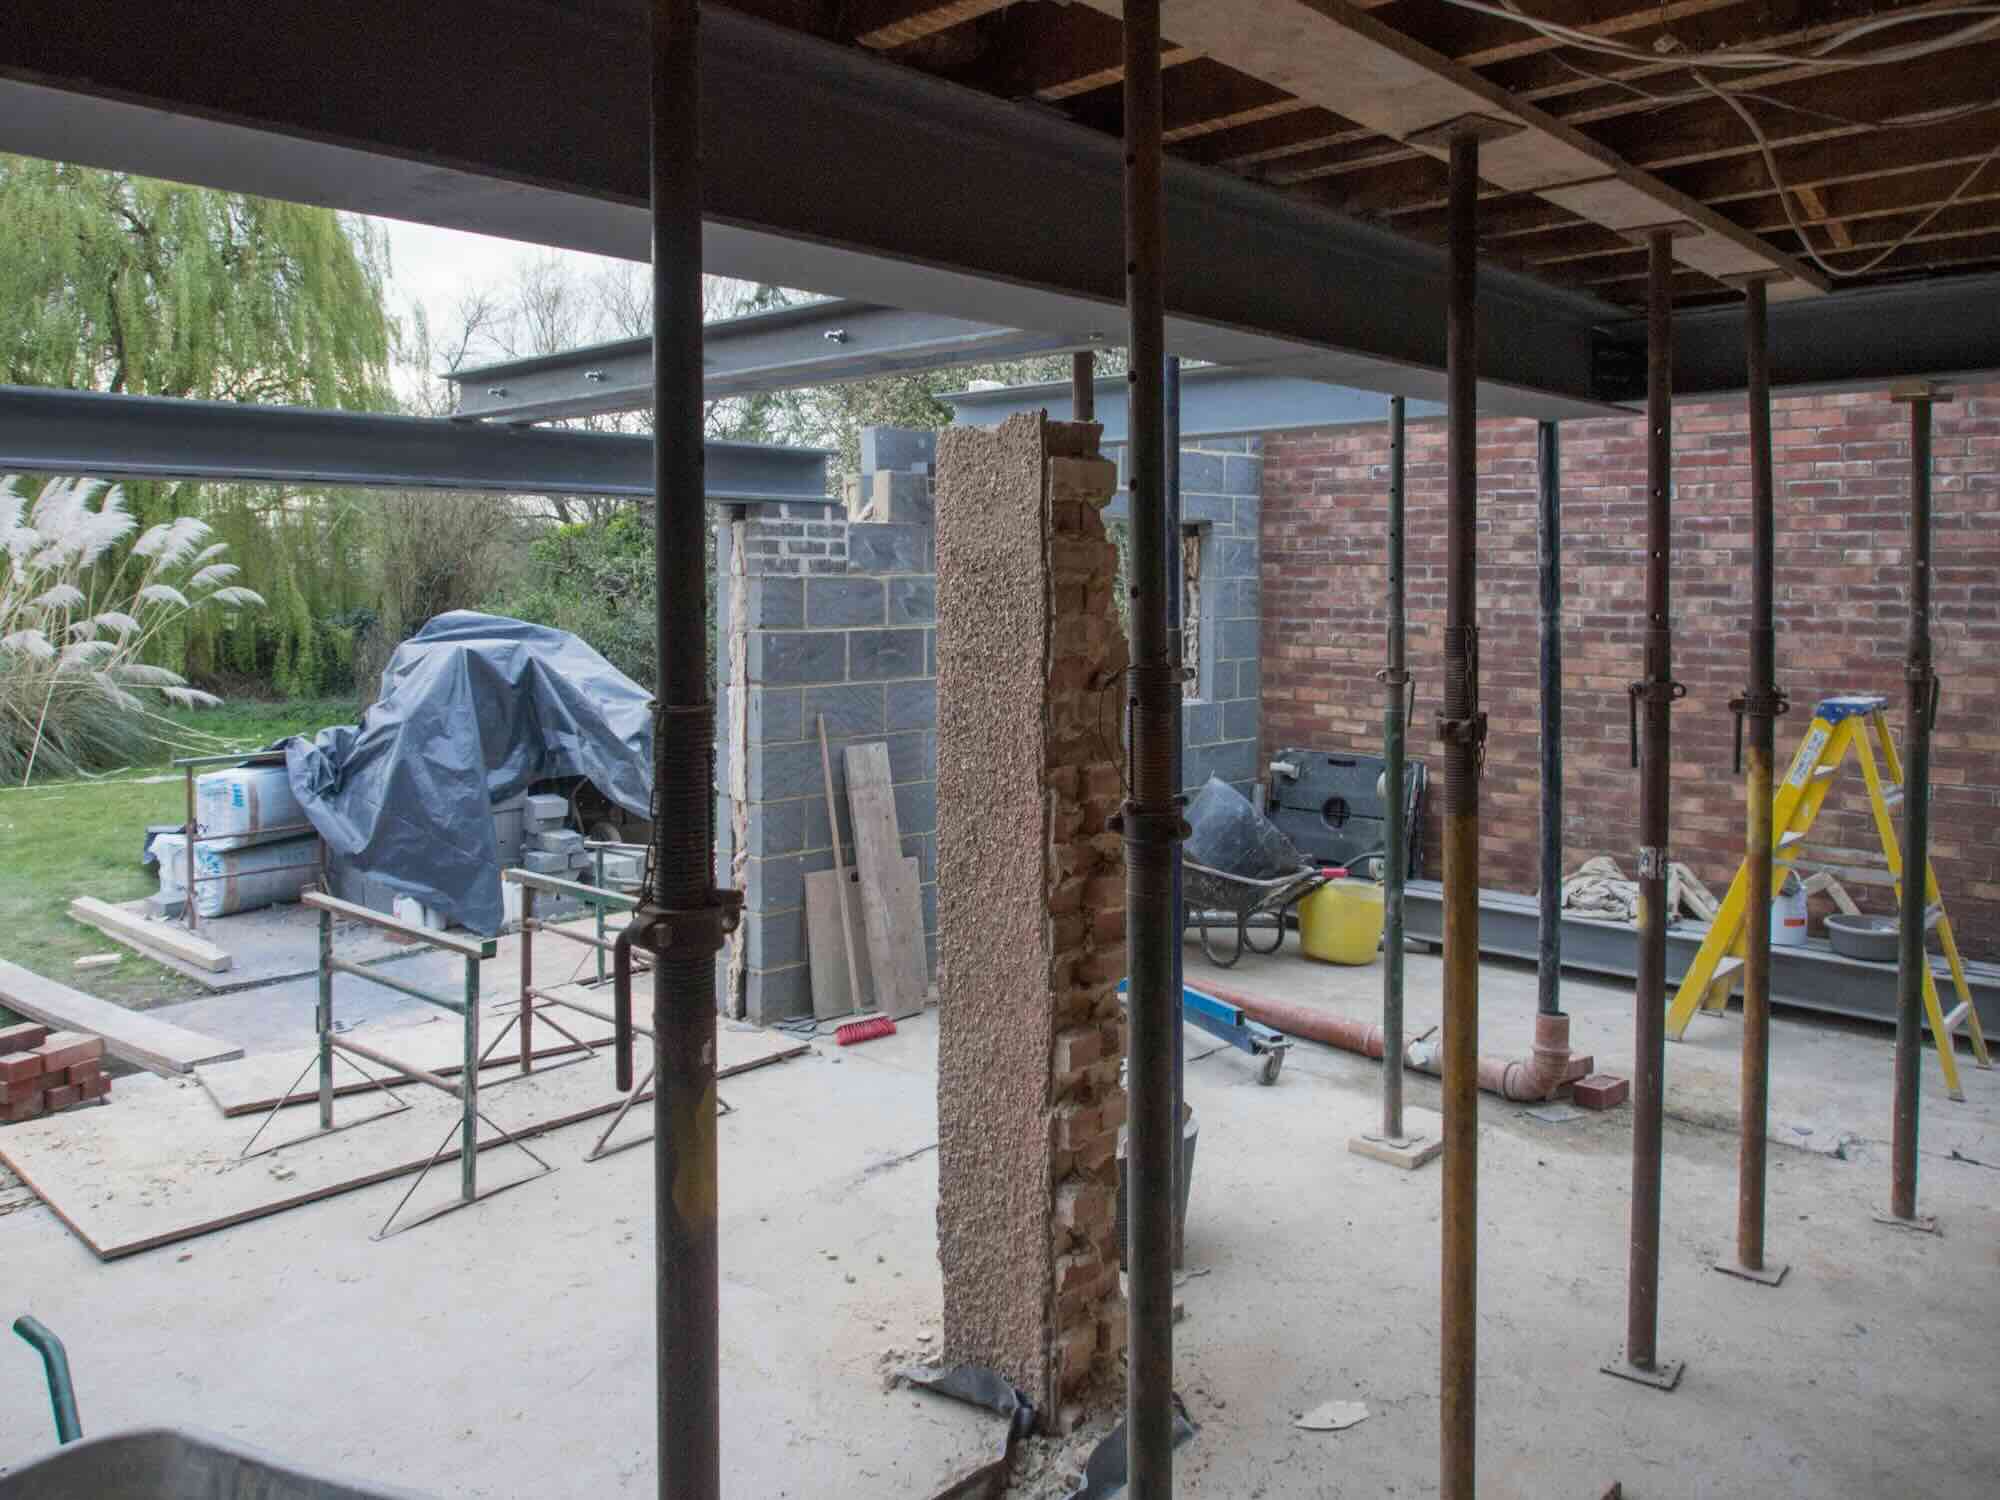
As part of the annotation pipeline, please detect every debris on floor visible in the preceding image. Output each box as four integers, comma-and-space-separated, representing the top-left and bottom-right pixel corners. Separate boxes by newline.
1293, 1399, 1369, 1432
1561, 855, 1717, 925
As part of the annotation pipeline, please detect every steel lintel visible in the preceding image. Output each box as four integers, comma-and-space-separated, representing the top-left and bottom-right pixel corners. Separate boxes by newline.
0, 0, 1621, 420
0, 385, 830, 502
453, 301, 1107, 423
947, 367, 1446, 441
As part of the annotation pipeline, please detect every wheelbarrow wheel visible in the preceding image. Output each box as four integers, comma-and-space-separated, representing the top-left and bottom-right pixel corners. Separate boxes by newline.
1258, 1050, 1284, 1086
1195, 912, 1243, 968
1242, 912, 1287, 956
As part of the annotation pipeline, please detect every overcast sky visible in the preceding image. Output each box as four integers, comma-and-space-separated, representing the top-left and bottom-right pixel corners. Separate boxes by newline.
374, 217, 628, 349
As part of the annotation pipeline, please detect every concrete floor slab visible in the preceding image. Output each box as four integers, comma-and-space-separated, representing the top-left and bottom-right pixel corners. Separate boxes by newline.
0, 936, 1994, 1497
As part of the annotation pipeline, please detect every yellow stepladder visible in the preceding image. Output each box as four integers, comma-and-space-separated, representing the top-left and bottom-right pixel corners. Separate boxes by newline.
1664, 694, 1991, 1100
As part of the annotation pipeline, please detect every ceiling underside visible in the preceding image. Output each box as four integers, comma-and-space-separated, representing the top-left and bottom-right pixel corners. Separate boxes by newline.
753, 0, 2000, 309
3, 0, 1998, 410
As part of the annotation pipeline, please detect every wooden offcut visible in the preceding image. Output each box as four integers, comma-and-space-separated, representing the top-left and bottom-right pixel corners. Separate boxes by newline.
68, 896, 232, 973
805, 858, 917, 1019
0, 959, 241, 1075
841, 742, 928, 1021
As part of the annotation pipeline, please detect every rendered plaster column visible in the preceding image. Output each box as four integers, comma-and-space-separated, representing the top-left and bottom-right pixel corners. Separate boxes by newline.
935, 412, 1128, 1430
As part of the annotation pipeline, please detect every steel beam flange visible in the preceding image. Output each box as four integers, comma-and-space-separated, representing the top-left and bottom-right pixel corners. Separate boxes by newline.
1712, 1259, 1789, 1287
1600, 1354, 1685, 1391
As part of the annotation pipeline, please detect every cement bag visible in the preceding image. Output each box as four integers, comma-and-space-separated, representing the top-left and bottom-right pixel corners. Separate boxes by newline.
196, 764, 304, 849
1185, 775, 1306, 880
161, 835, 321, 917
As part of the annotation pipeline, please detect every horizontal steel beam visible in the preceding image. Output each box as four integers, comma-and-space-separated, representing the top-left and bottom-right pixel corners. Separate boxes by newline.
0, 1, 1625, 419
946, 366, 1446, 440
1400, 880, 2000, 1033
453, 300, 1107, 422
1610, 273, 2000, 400
0, 386, 829, 502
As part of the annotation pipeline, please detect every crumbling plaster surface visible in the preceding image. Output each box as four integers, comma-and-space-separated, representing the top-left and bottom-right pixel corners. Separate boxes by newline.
935, 412, 1059, 1409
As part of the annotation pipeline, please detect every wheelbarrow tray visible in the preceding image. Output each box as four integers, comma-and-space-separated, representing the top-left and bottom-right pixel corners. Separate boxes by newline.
0, 1426, 434, 1500
1181, 860, 1325, 967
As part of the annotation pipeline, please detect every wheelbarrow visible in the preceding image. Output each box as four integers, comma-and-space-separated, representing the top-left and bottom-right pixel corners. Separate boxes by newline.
1181, 860, 1328, 968
7, 1316, 427, 1498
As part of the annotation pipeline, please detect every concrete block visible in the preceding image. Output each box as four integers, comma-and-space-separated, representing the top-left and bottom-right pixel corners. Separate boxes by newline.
860, 426, 937, 477
1224, 575, 1260, 619
524, 794, 568, 823
523, 849, 568, 874
747, 631, 846, 686
804, 683, 884, 739
894, 780, 937, 836
883, 729, 931, 785
1238, 659, 1261, 700
846, 523, 934, 576
744, 853, 806, 916
1177, 450, 1227, 495
848, 628, 927, 682
744, 963, 813, 1024
1217, 537, 1257, 579
746, 576, 804, 628
746, 687, 803, 744
887, 576, 937, 625
865, 471, 935, 525
746, 907, 806, 970
602, 854, 644, 885
1219, 617, 1260, 662
1224, 696, 1259, 743
1223, 453, 1264, 496
1184, 701, 1222, 747
0, 1022, 49, 1056
886, 679, 936, 732
745, 799, 805, 857
535, 829, 584, 854
1181, 492, 1233, 527
748, 742, 832, 804
806, 577, 886, 628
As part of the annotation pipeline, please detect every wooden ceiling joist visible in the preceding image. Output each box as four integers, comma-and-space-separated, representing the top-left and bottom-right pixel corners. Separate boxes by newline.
851, 0, 1013, 51
1079, 0, 1823, 293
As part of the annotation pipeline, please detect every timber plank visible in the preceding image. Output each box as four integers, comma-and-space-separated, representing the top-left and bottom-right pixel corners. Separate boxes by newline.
69, 895, 232, 973
841, 743, 928, 1020
805, 859, 915, 1019
0, 958, 242, 1075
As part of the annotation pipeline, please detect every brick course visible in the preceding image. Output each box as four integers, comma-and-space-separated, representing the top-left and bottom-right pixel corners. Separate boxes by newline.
1260, 382, 2000, 959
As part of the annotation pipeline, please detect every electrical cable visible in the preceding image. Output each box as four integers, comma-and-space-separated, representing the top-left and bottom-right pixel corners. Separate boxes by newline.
1439, 0, 2000, 72
1692, 68, 2000, 278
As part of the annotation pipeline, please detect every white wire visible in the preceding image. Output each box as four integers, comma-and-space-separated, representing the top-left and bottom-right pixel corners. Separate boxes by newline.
1438, 0, 2000, 72
1693, 69, 2000, 279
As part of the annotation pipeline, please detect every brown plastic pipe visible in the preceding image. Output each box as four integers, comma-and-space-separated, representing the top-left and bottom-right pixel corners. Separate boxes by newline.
1196, 983, 1588, 1103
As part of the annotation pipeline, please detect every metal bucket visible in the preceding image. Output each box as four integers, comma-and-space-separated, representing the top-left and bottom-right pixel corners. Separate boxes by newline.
1114, 1106, 1199, 1269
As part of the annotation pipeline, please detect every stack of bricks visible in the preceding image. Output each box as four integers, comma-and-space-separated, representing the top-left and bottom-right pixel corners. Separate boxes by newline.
935, 411, 1126, 1434
1044, 438, 1130, 1423
0, 1024, 110, 1124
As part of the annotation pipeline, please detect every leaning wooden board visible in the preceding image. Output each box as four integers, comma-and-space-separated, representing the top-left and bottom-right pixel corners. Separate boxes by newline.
803, 859, 916, 1019
68, 896, 232, 973
0, 958, 241, 1075
840, 743, 927, 1020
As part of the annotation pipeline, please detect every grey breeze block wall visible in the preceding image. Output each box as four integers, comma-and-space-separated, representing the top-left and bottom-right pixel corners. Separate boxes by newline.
1103, 435, 1264, 800
716, 429, 940, 1023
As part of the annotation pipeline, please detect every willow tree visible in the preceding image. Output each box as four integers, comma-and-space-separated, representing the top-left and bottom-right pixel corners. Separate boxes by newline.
0, 154, 396, 694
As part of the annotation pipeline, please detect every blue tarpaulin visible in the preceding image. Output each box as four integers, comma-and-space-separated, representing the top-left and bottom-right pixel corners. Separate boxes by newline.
286, 612, 653, 935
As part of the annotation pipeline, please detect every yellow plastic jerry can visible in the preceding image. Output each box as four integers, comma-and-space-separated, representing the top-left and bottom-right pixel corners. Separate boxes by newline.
1298, 876, 1386, 966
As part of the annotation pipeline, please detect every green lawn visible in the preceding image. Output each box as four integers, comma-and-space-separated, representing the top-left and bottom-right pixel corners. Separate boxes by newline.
0, 697, 357, 1013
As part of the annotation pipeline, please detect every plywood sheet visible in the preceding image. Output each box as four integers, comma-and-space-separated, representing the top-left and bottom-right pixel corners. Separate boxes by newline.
0, 958, 242, 1075
842, 743, 928, 1020
804, 859, 918, 1019
0, 1025, 807, 1260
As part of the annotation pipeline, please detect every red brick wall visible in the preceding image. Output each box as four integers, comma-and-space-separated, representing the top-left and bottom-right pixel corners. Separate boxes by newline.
1260, 383, 2000, 959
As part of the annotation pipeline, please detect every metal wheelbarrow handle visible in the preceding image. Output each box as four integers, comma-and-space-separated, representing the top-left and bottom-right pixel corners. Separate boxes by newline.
13, 1314, 82, 1445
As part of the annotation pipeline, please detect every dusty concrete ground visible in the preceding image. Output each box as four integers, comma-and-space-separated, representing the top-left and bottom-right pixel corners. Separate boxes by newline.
1, 930, 1995, 1497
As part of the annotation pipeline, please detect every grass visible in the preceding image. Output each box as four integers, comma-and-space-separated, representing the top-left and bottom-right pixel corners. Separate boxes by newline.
0, 697, 357, 1014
